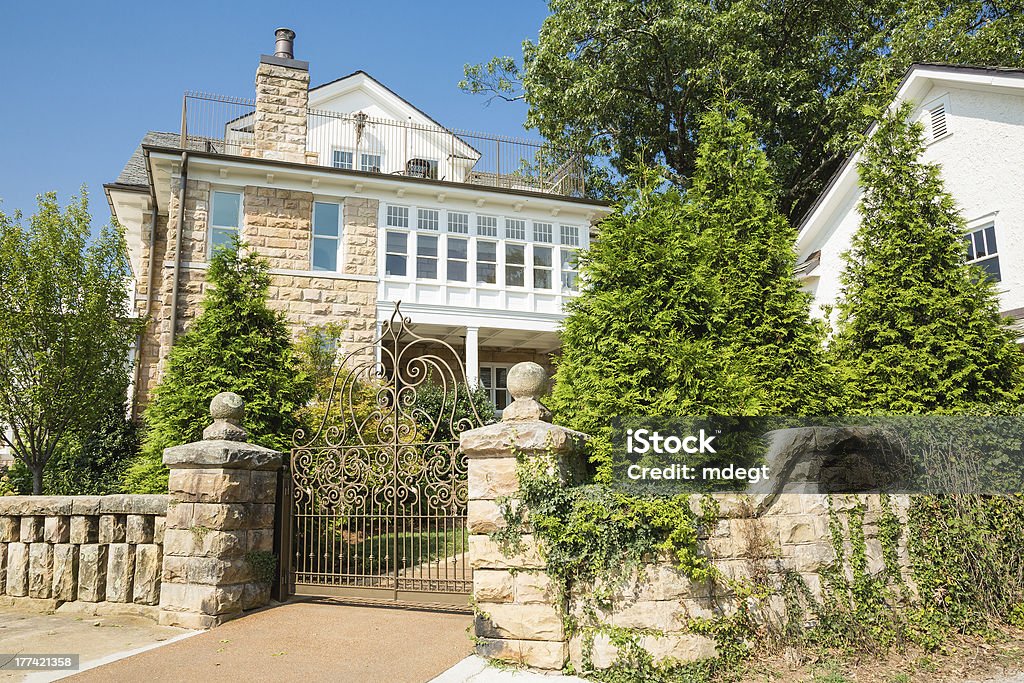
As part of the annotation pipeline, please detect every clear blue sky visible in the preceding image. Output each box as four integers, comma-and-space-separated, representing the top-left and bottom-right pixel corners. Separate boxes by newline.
0, 1, 545, 225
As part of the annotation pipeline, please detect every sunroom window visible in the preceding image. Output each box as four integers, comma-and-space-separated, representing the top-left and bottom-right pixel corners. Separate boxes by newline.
447, 237, 468, 282
477, 240, 497, 284
385, 231, 408, 277
416, 234, 438, 279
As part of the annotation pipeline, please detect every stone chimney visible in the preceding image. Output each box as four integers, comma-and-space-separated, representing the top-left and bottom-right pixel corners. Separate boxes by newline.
251, 28, 310, 163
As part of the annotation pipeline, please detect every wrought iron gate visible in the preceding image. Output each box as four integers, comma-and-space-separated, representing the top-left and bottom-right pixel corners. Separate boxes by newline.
282, 304, 484, 606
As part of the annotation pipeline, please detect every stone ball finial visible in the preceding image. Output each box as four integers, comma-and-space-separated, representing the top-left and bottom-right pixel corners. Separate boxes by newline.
502, 362, 552, 423
204, 392, 248, 442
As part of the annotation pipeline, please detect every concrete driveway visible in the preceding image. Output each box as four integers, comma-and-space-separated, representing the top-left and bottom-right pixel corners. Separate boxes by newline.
67, 599, 472, 683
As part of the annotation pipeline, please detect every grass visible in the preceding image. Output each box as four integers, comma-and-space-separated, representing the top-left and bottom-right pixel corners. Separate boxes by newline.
346, 527, 467, 574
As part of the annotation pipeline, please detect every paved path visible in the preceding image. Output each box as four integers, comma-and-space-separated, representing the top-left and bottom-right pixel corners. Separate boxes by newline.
68, 599, 472, 683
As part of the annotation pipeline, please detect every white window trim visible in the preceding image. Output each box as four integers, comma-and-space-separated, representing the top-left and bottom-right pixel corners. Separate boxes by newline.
479, 363, 514, 413
209, 188, 244, 258
359, 152, 383, 173
311, 200, 345, 273
331, 148, 356, 170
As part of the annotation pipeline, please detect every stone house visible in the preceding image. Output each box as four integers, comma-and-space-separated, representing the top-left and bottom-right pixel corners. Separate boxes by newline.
795, 64, 1024, 332
104, 28, 609, 415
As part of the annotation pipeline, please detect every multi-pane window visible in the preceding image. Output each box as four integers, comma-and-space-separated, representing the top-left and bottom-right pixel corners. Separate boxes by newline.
210, 191, 241, 252
407, 158, 439, 179
506, 244, 526, 287
448, 211, 469, 234
447, 237, 468, 282
416, 234, 438, 279
477, 215, 498, 237
477, 240, 497, 284
506, 218, 526, 240
385, 231, 408, 277
386, 205, 409, 228
560, 224, 581, 246
534, 246, 553, 289
312, 201, 342, 271
561, 248, 579, 292
480, 366, 510, 411
533, 222, 553, 243
332, 150, 354, 170
360, 153, 382, 172
965, 224, 1000, 281
418, 208, 439, 231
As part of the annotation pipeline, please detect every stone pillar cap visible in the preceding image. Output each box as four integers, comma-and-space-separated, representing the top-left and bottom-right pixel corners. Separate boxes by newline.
204, 392, 248, 441
501, 362, 552, 422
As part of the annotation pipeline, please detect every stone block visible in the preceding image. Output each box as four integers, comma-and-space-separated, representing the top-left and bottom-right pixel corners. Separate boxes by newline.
163, 528, 247, 559
28, 543, 54, 599
784, 542, 834, 573
251, 471, 278, 504
98, 515, 126, 544
469, 534, 545, 570
475, 602, 563, 641
779, 515, 828, 546
52, 544, 78, 602
473, 569, 514, 603
475, 637, 566, 670
70, 516, 98, 544
20, 516, 42, 542
248, 528, 274, 553
467, 499, 508, 534
133, 544, 162, 605
154, 517, 166, 545
126, 515, 155, 544
515, 571, 557, 604
600, 600, 686, 631
43, 516, 69, 544
242, 582, 270, 610
158, 610, 219, 630
168, 469, 252, 504
159, 582, 244, 617
163, 441, 281, 473
105, 544, 135, 603
6, 543, 28, 597
467, 458, 519, 500
0, 516, 18, 542
188, 503, 250, 530
0, 542, 6, 594
77, 544, 107, 602
161, 556, 252, 585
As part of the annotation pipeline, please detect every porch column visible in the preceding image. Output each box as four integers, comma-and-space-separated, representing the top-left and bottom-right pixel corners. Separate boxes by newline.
465, 326, 480, 387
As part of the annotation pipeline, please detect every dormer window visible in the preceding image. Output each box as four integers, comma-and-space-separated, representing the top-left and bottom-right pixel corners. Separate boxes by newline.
360, 153, 381, 173
332, 150, 354, 170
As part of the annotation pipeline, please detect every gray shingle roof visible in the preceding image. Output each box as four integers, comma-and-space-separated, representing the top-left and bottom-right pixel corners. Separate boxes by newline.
114, 131, 181, 186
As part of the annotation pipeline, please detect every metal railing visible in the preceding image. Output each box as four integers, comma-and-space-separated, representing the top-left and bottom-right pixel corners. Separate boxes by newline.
179, 92, 588, 198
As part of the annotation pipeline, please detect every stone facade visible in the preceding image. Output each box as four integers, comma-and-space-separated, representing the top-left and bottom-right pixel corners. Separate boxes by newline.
0, 495, 168, 618
159, 392, 282, 629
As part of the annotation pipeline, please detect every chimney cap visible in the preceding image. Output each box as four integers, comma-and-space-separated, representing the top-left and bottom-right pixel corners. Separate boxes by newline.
274, 27, 296, 59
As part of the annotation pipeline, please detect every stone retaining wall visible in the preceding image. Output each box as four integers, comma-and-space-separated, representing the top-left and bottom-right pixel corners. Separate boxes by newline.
0, 495, 168, 618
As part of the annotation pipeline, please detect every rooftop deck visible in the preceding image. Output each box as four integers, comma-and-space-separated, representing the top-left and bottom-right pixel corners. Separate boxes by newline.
179, 92, 591, 199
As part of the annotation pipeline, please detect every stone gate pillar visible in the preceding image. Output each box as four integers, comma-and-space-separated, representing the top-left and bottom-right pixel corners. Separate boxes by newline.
158, 392, 282, 629
461, 362, 589, 670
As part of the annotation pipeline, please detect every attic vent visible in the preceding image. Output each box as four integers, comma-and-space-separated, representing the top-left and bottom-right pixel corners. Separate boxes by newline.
930, 104, 948, 140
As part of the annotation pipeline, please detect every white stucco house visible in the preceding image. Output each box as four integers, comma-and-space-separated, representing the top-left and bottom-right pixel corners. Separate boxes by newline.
795, 64, 1024, 331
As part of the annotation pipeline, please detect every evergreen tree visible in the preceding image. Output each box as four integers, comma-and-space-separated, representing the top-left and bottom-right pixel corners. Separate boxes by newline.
691, 103, 836, 415
123, 239, 313, 492
549, 165, 759, 439
830, 105, 1024, 413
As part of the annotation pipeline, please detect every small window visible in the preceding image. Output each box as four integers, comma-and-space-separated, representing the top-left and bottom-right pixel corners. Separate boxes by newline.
477, 215, 498, 237
418, 208, 439, 231
448, 211, 469, 234
533, 222, 553, 243
386, 205, 409, 228
477, 240, 497, 284
312, 201, 342, 271
534, 245, 553, 289
385, 231, 408, 277
506, 218, 526, 241
210, 191, 242, 251
447, 237, 468, 282
965, 223, 1000, 281
407, 158, 439, 179
930, 104, 948, 140
560, 225, 580, 246
332, 150, 354, 170
416, 234, 438, 279
360, 153, 382, 172
561, 247, 579, 292
480, 366, 510, 411
506, 243, 526, 287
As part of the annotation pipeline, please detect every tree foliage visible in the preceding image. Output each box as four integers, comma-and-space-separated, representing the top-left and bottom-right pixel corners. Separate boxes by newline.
463, 0, 1024, 219
829, 105, 1024, 413
0, 190, 140, 494
123, 239, 313, 492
